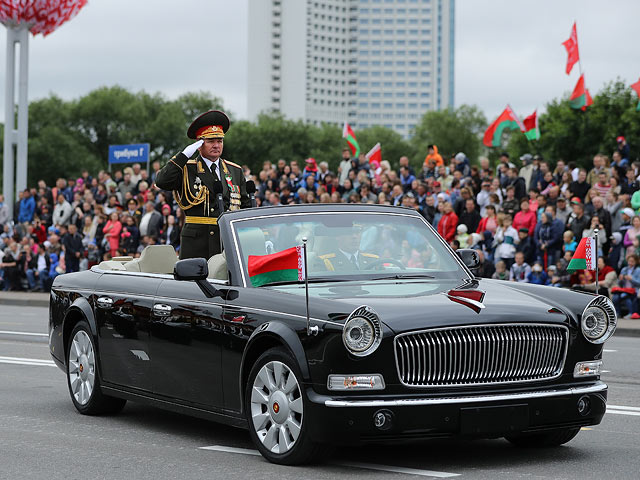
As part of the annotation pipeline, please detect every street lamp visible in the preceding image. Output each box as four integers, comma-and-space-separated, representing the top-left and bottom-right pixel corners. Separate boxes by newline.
1, 0, 88, 220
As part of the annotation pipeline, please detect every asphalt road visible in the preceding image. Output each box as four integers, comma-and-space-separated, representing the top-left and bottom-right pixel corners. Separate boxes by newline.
1, 304, 640, 479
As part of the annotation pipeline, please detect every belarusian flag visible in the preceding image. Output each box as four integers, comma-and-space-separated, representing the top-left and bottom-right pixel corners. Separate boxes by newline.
562, 22, 580, 75
523, 110, 540, 141
247, 246, 306, 287
631, 78, 640, 111
581, 89, 593, 111
569, 74, 588, 109
365, 143, 382, 164
482, 105, 525, 147
567, 237, 596, 272
342, 123, 360, 158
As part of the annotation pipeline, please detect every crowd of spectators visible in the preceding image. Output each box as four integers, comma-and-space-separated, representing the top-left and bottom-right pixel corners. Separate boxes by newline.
2, 136, 639, 317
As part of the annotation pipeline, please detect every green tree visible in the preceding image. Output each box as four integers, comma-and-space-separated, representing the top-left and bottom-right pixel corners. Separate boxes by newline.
224, 113, 318, 173
28, 95, 101, 186
411, 104, 487, 166
353, 125, 415, 171
507, 80, 640, 168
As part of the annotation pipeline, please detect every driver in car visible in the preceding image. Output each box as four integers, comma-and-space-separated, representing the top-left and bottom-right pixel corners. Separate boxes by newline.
317, 226, 380, 272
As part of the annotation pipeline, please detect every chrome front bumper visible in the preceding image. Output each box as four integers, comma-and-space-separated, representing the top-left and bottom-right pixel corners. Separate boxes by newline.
325, 382, 607, 407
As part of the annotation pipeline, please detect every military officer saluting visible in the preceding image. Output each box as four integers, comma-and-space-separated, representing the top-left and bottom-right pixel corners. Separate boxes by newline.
155, 110, 250, 260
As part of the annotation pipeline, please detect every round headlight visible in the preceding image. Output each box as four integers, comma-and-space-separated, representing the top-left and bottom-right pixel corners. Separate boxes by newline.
581, 296, 616, 344
343, 306, 382, 356
343, 317, 375, 353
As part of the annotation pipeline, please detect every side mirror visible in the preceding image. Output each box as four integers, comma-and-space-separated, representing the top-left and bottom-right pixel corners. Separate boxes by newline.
456, 249, 480, 270
174, 258, 222, 299
174, 258, 208, 281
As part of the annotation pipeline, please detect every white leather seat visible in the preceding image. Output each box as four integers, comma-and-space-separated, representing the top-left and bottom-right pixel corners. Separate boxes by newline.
97, 260, 127, 271
124, 245, 178, 274
237, 227, 267, 265
207, 252, 228, 281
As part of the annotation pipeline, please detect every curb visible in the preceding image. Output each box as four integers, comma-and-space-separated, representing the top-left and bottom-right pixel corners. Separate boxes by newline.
614, 328, 640, 338
0, 297, 49, 308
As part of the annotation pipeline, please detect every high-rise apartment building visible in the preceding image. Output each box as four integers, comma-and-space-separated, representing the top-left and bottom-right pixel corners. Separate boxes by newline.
248, 0, 454, 139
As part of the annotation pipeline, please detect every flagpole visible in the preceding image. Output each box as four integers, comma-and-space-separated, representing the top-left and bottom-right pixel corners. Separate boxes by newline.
302, 237, 318, 336
594, 228, 599, 294
575, 20, 583, 75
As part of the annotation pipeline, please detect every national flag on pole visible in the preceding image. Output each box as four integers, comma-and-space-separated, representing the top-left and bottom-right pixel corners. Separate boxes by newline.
567, 237, 596, 272
365, 143, 382, 164
569, 74, 589, 109
631, 78, 640, 111
581, 89, 593, 111
247, 246, 306, 287
342, 123, 360, 158
482, 105, 525, 147
562, 22, 580, 75
523, 110, 540, 141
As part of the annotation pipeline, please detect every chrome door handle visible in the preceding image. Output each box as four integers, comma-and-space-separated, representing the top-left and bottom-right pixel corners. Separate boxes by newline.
153, 304, 172, 317
96, 297, 113, 309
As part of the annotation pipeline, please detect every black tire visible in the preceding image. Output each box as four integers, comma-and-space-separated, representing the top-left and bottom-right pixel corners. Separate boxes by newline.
245, 347, 327, 465
505, 427, 581, 447
66, 321, 126, 415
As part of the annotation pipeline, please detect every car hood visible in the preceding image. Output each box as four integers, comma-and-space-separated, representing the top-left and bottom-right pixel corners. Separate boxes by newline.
270, 278, 570, 334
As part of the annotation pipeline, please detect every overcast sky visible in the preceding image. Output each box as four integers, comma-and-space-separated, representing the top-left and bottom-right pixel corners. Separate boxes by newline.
1, 0, 639, 124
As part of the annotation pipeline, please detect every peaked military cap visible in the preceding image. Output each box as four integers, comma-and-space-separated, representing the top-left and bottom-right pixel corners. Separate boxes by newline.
187, 110, 230, 139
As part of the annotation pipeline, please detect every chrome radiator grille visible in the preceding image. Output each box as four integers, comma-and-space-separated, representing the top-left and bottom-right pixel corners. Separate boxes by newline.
394, 324, 568, 387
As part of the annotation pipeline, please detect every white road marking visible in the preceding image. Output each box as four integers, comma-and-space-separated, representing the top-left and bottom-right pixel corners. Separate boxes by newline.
336, 461, 460, 478
607, 410, 640, 417
199, 445, 260, 456
199, 445, 460, 477
608, 405, 640, 412
603, 349, 617, 353
601, 370, 611, 373
0, 330, 48, 337
0, 356, 56, 367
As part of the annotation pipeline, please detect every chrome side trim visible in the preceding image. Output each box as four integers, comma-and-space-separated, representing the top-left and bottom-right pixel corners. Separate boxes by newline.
324, 382, 607, 408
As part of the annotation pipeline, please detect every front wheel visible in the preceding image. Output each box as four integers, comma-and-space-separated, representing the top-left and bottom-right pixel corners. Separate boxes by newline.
66, 322, 126, 415
505, 427, 581, 447
245, 347, 325, 465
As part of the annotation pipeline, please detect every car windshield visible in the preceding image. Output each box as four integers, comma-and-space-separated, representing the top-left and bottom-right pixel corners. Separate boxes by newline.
231, 211, 469, 287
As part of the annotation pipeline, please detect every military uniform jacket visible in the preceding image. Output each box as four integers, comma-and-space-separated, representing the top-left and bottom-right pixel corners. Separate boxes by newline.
155, 152, 250, 260
317, 250, 380, 272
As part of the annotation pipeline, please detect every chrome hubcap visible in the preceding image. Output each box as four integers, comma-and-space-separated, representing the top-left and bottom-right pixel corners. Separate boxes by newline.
68, 330, 95, 406
250, 360, 303, 454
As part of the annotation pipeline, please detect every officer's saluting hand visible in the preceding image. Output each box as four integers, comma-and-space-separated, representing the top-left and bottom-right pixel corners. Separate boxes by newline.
155, 110, 250, 260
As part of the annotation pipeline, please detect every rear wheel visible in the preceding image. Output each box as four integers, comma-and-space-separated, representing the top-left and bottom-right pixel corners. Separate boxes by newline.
505, 427, 581, 447
66, 322, 126, 415
245, 347, 326, 465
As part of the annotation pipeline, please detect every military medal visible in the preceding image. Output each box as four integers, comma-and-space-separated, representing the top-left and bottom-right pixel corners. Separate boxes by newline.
193, 176, 203, 194
222, 161, 241, 211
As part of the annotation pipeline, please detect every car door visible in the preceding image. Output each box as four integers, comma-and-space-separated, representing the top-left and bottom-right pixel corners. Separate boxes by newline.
149, 278, 225, 408
94, 272, 161, 392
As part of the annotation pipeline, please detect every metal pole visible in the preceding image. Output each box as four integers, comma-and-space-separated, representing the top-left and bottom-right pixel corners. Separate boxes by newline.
302, 237, 317, 336
3, 26, 17, 220
594, 228, 599, 294
15, 26, 29, 195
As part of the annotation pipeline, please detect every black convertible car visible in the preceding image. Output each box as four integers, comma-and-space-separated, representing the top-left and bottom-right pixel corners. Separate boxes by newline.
49, 204, 616, 464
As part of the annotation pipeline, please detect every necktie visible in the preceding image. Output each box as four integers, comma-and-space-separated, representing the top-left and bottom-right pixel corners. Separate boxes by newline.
350, 254, 359, 270
210, 162, 219, 181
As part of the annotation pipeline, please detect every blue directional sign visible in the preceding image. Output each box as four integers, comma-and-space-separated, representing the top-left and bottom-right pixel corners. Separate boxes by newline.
108, 143, 150, 165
